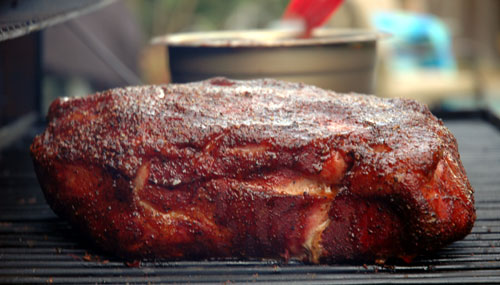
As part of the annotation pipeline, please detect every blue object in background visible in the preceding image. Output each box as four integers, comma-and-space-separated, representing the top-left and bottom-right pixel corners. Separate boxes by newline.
373, 11, 456, 73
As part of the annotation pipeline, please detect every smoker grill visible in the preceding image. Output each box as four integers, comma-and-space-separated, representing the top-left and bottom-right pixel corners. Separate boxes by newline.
0, 111, 499, 284
1, 1, 499, 283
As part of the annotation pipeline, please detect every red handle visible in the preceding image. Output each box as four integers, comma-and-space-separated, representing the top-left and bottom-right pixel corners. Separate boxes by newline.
283, 0, 343, 37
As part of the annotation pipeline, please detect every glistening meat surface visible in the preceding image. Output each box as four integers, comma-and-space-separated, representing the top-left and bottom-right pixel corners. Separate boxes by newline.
30, 78, 475, 263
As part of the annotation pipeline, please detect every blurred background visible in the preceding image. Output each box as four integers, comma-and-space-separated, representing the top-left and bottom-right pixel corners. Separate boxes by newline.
1, 0, 500, 128
128, 0, 500, 114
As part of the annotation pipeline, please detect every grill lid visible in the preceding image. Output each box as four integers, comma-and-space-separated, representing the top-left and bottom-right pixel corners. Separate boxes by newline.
0, 0, 112, 42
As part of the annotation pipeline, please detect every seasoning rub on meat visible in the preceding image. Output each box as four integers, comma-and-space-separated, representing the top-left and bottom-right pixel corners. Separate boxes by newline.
31, 78, 475, 263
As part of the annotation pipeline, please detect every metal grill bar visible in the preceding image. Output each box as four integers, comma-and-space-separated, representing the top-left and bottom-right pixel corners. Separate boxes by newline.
0, 117, 499, 284
0, 0, 113, 42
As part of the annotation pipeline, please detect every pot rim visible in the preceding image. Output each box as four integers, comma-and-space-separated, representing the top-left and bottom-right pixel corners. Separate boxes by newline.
152, 28, 386, 48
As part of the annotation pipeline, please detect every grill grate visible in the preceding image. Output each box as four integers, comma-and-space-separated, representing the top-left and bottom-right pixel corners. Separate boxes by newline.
0, 117, 499, 284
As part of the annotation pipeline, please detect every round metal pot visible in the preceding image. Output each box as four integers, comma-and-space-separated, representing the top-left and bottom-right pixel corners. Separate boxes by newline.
154, 29, 380, 93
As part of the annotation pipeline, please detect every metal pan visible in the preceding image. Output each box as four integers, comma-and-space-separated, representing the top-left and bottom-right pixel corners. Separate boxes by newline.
153, 29, 381, 94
